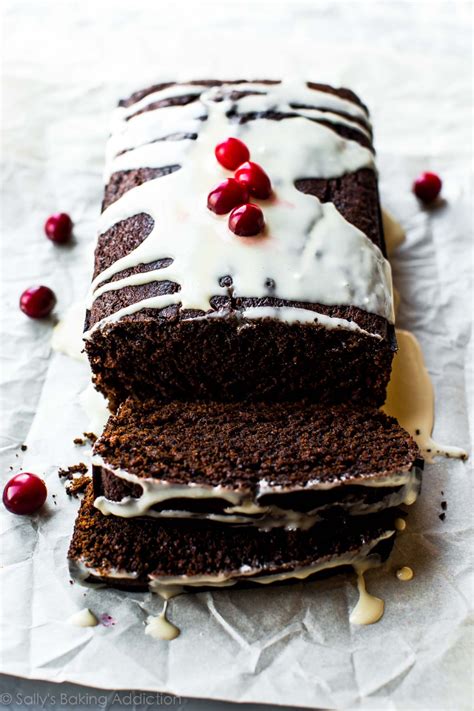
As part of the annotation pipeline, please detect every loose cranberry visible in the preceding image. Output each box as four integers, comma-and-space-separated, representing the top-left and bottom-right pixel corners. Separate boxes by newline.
3, 473, 47, 515
235, 161, 272, 199
44, 213, 73, 243
228, 203, 265, 237
413, 172, 442, 203
19, 286, 56, 318
207, 178, 249, 215
215, 138, 250, 171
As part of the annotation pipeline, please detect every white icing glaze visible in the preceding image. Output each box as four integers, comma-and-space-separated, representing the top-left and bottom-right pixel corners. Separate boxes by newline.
51, 302, 88, 362
217, 80, 371, 123
68, 608, 98, 627
349, 563, 385, 625
111, 476, 415, 530
381, 208, 406, 257
145, 601, 180, 641
241, 306, 382, 338
108, 89, 372, 170
72, 533, 393, 629
396, 566, 414, 581
92, 453, 420, 522
152, 585, 183, 600
71, 531, 393, 593
79, 383, 110, 436
69, 559, 138, 588
85, 80, 393, 339
118, 83, 209, 120
383, 329, 468, 462
394, 517, 407, 531
147, 531, 394, 592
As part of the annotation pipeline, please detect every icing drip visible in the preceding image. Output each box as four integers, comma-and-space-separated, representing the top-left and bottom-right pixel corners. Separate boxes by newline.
240, 306, 382, 339
381, 209, 404, 315
85, 80, 393, 337
79, 383, 110, 436
349, 564, 384, 625
145, 532, 394, 592
381, 208, 406, 257
380, 213, 466, 461
72, 535, 393, 634
110, 81, 371, 158
72, 532, 393, 593
396, 566, 414, 581
145, 601, 180, 641
92, 454, 421, 524
52, 302, 88, 362
394, 517, 407, 531
144, 584, 182, 641
383, 329, 468, 462
68, 608, 98, 627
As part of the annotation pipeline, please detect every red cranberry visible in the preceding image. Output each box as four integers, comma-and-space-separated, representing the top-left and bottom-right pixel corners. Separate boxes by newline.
215, 138, 250, 171
228, 203, 265, 237
413, 172, 442, 203
44, 213, 73, 243
235, 161, 272, 199
3, 473, 47, 515
20, 286, 56, 319
207, 178, 249, 215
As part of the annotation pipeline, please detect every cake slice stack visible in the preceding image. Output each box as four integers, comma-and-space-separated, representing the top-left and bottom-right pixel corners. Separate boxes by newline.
68, 80, 421, 598
70, 400, 420, 590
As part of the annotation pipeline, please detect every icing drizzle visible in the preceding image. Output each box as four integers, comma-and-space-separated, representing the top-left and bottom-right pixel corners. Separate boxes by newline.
383, 329, 468, 462
85, 80, 393, 337
349, 563, 385, 625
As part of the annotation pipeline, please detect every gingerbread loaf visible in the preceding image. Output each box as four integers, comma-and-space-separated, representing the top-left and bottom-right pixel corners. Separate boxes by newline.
84, 80, 395, 410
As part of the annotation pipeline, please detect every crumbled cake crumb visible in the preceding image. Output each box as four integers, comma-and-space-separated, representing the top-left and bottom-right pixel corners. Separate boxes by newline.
59, 463, 88, 479
66, 475, 90, 498
58, 463, 90, 497
74, 433, 97, 446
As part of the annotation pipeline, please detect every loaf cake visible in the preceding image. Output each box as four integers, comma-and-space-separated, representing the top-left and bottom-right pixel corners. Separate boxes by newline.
69, 486, 398, 592
92, 398, 421, 526
84, 80, 395, 410
68, 80, 420, 612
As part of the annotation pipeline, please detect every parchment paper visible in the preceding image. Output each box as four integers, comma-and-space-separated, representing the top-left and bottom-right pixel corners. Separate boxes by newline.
1, 1, 472, 709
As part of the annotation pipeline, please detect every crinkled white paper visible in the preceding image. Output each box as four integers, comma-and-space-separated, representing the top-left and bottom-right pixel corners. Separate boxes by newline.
1, 1, 472, 709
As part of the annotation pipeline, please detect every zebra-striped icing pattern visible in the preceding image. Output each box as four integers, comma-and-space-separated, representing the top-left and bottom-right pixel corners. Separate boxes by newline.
86, 80, 394, 337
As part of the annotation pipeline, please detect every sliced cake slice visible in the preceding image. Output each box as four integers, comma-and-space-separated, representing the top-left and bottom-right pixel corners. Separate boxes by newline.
69, 485, 398, 592
92, 399, 422, 528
